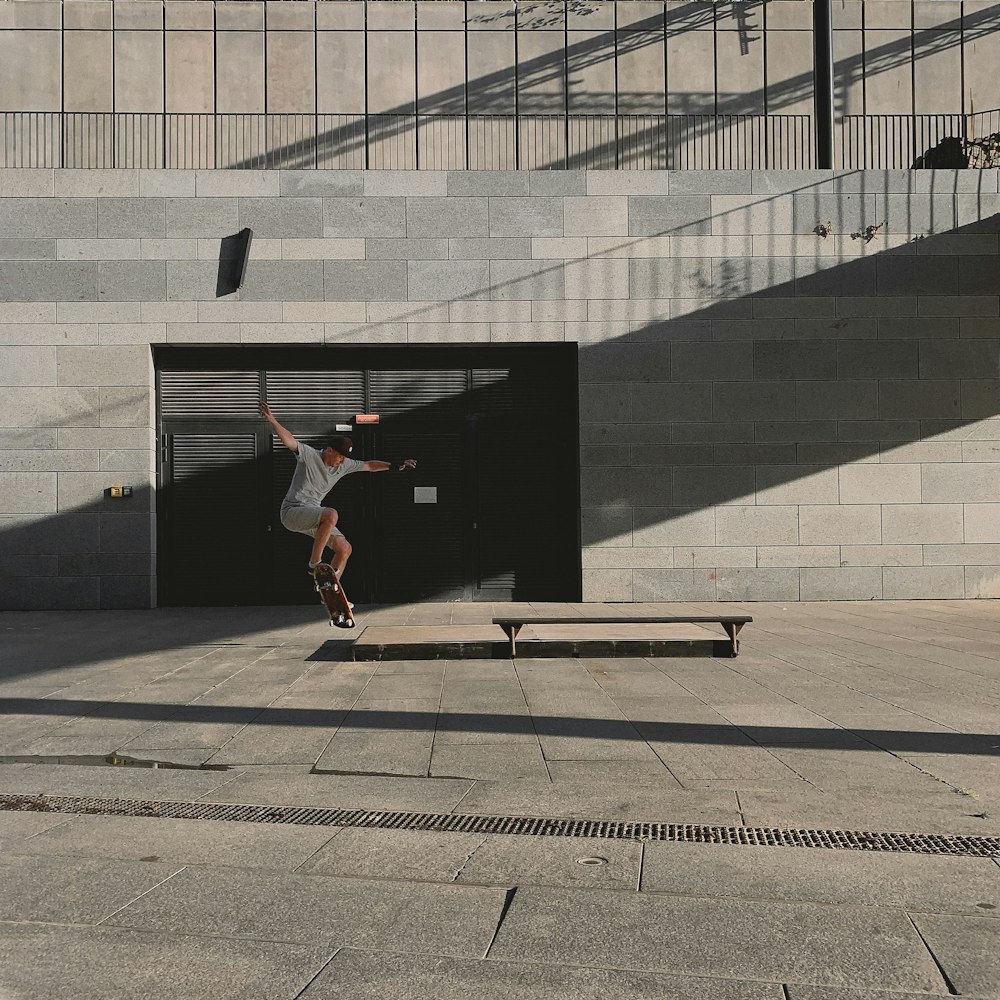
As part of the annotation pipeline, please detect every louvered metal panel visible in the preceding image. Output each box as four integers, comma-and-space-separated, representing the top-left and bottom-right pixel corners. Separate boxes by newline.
264, 371, 365, 418
159, 371, 260, 419
164, 433, 261, 604
369, 370, 468, 418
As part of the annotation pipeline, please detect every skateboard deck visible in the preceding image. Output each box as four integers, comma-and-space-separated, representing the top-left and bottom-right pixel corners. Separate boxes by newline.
313, 563, 355, 629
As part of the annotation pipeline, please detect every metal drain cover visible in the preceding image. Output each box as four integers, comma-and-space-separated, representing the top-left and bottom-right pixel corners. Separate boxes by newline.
1, 792, 997, 858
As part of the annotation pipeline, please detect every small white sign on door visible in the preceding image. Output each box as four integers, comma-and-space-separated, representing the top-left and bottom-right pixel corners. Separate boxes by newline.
414, 486, 437, 504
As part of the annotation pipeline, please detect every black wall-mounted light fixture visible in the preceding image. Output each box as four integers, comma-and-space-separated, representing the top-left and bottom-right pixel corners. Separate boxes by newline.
216, 227, 254, 296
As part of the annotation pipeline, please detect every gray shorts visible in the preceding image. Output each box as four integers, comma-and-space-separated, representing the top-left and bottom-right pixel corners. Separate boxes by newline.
280, 505, 344, 545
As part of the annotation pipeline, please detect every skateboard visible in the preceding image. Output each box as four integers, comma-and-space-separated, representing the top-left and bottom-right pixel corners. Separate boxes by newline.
313, 563, 355, 629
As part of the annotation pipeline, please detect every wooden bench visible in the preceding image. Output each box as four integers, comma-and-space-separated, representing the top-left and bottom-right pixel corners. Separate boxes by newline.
492, 615, 752, 659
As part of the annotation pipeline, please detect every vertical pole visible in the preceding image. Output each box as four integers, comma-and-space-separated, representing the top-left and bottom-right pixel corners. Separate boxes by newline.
814, 0, 835, 168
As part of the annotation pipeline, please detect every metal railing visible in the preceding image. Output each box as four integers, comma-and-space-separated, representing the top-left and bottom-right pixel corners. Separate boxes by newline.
1, 111, 997, 171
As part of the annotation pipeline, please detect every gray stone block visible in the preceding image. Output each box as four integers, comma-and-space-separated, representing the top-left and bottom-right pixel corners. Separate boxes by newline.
588, 173, 670, 196
139, 172, 197, 197
0, 346, 56, 386
239, 261, 325, 302
794, 256, 876, 297
564, 259, 629, 300
753, 297, 837, 319
237, 197, 323, 238
632, 507, 715, 547
279, 171, 364, 198
962, 379, 1000, 418
629, 259, 713, 299
673, 466, 755, 507
56, 346, 149, 387
99, 386, 151, 427
798, 505, 881, 545
918, 338, 999, 379
98, 261, 167, 302
839, 464, 920, 504
581, 506, 632, 547
579, 383, 630, 423
407, 198, 489, 238
99, 511, 151, 552
363, 174, 447, 197
756, 466, 840, 505
754, 341, 836, 380
0, 511, 99, 554
877, 256, 959, 296
633, 569, 717, 601
97, 198, 166, 238
324, 260, 407, 301
324, 198, 406, 237
582, 467, 672, 506
837, 296, 916, 318
838, 341, 918, 378
100, 574, 152, 609
839, 544, 922, 566
0, 170, 53, 197
216, 1, 264, 30
0, 472, 56, 513
449, 238, 530, 260
529, 172, 586, 196
165, 262, 224, 301
367, 239, 448, 260
0, 386, 101, 427
877, 194, 958, 235
490, 260, 564, 300
447, 172, 529, 197
758, 545, 840, 567
923, 463, 1000, 503
796, 381, 879, 420
668, 172, 752, 195
799, 567, 882, 600
631, 382, 712, 422
165, 198, 239, 237
564, 197, 628, 238
965, 566, 1000, 598
489, 198, 563, 238
716, 568, 800, 601
883, 566, 965, 599
0, 262, 97, 302
879, 380, 961, 418
714, 383, 796, 421
918, 295, 999, 318
716, 506, 798, 545
579, 342, 670, 383
670, 343, 759, 382
0, 239, 55, 260
629, 196, 712, 237
0, 199, 97, 239
960, 257, 1000, 296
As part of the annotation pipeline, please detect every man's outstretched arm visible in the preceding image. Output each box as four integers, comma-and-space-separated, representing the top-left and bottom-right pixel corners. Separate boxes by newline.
260, 403, 299, 453
363, 459, 417, 472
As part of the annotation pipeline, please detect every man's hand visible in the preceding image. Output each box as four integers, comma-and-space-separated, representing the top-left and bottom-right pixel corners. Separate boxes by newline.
401, 459, 417, 471
260, 402, 274, 422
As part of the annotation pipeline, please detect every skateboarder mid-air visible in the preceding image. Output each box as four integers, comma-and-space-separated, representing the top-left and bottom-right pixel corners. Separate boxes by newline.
261, 403, 416, 590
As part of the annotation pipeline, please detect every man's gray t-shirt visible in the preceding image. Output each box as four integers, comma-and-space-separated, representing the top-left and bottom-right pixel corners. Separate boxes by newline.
280, 443, 364, 512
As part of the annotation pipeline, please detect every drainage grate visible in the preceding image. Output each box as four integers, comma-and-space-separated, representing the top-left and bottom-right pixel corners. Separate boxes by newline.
2, 792, 998, 858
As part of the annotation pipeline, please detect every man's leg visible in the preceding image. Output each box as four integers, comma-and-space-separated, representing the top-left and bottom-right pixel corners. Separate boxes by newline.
329, 535, 352, 580
309, 508, 338, 567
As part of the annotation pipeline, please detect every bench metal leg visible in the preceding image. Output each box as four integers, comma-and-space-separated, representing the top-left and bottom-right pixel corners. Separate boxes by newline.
722, 623, 744, 657
501, 624, 522, 658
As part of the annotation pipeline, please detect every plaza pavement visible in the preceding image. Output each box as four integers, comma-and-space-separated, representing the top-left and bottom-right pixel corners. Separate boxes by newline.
0, 599, 998, 998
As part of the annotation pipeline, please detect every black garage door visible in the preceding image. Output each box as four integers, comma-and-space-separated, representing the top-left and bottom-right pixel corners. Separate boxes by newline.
155, 346, 580, 606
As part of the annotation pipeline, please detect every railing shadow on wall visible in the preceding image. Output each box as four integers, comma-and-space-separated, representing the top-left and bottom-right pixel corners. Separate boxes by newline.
0, 174, 997, 631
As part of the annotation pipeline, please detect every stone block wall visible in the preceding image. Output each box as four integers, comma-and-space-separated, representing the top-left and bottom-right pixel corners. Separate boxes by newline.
0, 166, 998, 607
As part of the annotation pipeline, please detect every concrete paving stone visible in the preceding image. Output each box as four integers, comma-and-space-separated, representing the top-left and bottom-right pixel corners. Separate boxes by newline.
641, 841, 1000, 914
0, 761, 240, 800
0, 808, 75, 848
0, 853, 181, 923
491, 885, 944, 990
205, 771, 474, 812
738, 785, 1000, 836
909, 913, 1000, 998
299, 827, 485, 882
12, 813, 338, 871
0, 924, 333, 1000
786, 991, 991, 1000
545, 760, 682, 786
305, 948, 782, 999
430, 744, 549, 780
315, 733, 434, 777
109, 865, 509, 956
455, 780, 740, 824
